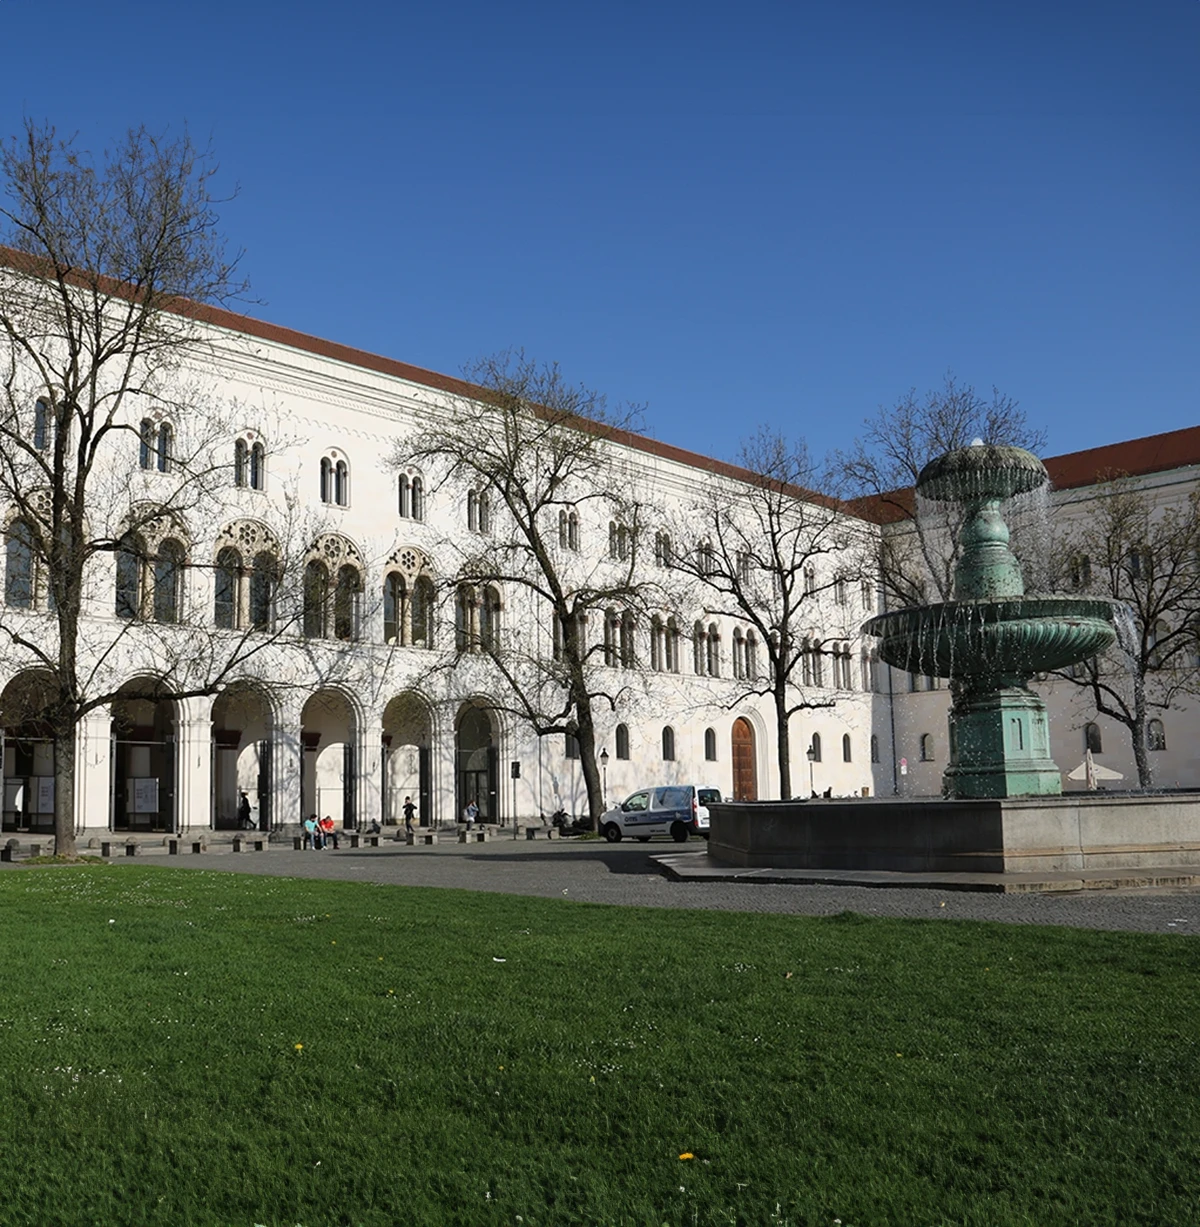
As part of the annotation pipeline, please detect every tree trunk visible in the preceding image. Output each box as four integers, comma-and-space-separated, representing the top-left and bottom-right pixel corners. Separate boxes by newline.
1131, 714, 1152, 789
775, 686, 792, 800
53, 726, 77, 858
575, 700, 604, 831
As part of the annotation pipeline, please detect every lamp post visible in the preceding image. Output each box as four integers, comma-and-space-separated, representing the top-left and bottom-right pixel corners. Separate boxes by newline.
599, 748, 609, 810
806, 745, 816, 797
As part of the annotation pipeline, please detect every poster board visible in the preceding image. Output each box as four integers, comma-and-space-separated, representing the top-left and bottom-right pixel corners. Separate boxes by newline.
131, 777, 159, 814
34, 776, 54, 813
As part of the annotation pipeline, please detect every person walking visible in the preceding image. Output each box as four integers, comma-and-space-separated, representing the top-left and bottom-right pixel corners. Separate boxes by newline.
237, 791, 253, 830
403, 796, 416, 835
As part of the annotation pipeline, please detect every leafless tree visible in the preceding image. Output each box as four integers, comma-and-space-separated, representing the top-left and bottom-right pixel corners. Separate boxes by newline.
838, 373, 1045, 604
0, 120, 293, 855
667, 427, 866, 800
390, 351, 658, 828
1050, 476, 1200, 788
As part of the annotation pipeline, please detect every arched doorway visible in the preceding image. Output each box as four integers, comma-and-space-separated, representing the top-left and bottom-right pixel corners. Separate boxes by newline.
731, 717, 757, 801
111, 684, 178, 832
0, 672, 57, 834
382, 693, 432, 827
211, 686, 274, 830
456, 704, 498, 823
300, 690, 357, 829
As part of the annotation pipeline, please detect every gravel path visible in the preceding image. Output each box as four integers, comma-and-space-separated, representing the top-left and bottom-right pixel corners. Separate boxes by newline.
86, 837, 1200, 936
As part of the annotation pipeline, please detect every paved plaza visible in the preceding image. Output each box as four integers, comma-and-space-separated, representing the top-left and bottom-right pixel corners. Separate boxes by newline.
20, 837, 1197, 936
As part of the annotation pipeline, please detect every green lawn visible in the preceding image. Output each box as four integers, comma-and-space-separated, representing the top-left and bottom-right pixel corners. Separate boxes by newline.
0, 867, 1197, 1227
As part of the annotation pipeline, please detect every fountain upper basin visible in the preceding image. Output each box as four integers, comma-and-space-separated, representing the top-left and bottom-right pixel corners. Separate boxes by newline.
865, 597, 1118, 680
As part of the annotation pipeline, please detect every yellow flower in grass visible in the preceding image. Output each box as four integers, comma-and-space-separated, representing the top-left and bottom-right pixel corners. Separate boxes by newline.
294, 1043, 304, 1052
679, 1152, 694, 1161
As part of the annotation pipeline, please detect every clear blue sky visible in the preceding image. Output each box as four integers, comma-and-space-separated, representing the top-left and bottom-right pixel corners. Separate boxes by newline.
2, 0, 1196, 467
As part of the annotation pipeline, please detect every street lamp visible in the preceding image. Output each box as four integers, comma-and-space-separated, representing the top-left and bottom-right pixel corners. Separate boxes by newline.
599, 747, 609, 810
806, 745, 816, 797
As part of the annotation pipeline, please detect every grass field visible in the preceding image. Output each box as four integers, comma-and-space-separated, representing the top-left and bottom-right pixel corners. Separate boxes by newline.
0, 866, 1197, 1227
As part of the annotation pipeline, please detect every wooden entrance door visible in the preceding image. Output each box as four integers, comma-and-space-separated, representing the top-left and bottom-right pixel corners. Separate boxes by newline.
731, 718, 757, 801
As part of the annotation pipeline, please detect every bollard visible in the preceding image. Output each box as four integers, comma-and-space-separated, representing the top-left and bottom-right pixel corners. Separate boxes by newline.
367, 835, 379, 848
293, 836, 303, 851
253, 840, 265, 852
29, 843, 42, 858
125, 842, 139, 857
101, 842, 112, 858
191, 842, 204, 855
348, 834, 360, 849
168, 840, 179, 855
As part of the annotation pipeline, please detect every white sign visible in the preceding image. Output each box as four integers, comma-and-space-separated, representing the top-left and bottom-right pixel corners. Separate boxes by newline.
899, 757, 908, 776
35, 776, 54, 813
131, 777, 159, 814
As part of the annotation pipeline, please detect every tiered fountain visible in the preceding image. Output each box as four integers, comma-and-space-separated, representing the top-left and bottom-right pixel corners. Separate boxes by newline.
705, 442, 1200, 884
864, 441, 1116, 798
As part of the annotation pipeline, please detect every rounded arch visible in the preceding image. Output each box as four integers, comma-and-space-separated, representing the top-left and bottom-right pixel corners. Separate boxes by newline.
455, 700, 500, 824
0, 671, 58, 835
300, 687, 361, 830
110, 678, 181, 834
211, 682, 276, 831
731, 716, 757, 800
383, 692, 434, 826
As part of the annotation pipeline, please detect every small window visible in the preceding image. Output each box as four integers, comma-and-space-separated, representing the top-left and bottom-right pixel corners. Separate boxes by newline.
1084, 722, 1103, 754
250, 442, 265, 490
383, 572, 405, 644
5, 521, 35, 609
153, 539, 185, 624
1147, 719, 1167, 752
139, 420, 154, 470
661, 726, 675, 761
870, 733, 880, 764
615, 723, 630, 760
320, 457, 332, 503
398, 474, 410, 518
234, 439, 248, 488
33, 399, 51, 452
411, 477, 425, 522
115, 535, 141, 619
334, 460, 349, 506
920, 733, 934, 762
214, 547, 240, 628
565, 731, 580, 760
156, 423, 173, 473
809, 732, 822, 763
842, 733, 852, 763
704, 728, 717, 761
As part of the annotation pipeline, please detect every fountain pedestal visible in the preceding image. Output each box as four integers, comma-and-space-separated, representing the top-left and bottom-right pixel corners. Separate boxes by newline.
946, 686, 1061, 798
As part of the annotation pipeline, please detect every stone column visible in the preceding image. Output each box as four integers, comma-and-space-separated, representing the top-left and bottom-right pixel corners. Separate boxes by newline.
174, 696, 214, 835
356, 718, 383, 831
272, 709, 303, 833
75, 705, 112, 837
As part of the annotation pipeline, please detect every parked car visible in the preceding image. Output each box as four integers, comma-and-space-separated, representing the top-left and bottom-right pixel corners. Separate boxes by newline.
600, 785, 722, 843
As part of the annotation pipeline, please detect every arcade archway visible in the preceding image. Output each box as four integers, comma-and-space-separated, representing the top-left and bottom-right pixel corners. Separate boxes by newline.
300, 690, 357, 828
111, 683, 178, 832
0, 672, 57, 834
382, 693, 432, 827
211, 685, 274, 830
456, 703, 498, 823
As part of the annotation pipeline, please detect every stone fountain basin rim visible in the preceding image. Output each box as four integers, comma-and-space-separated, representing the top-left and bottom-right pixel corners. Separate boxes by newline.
864, 596, 1121, 634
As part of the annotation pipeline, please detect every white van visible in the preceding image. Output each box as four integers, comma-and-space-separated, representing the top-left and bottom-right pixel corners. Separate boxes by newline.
600, 784, 722, 843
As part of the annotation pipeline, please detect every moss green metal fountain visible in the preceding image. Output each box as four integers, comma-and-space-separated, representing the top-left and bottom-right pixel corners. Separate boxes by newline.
865, 442, 1117, 798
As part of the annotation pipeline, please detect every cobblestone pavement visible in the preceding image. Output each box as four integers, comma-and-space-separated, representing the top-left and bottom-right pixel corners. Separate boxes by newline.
93, 837, 1200, 936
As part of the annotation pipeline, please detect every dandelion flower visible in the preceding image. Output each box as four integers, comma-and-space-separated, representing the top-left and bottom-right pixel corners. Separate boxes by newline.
294, 1043, 304, 1052
679, 1152, 694, 1160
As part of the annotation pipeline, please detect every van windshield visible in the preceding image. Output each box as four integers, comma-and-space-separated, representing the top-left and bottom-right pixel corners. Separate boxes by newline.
697, 789, 721, 806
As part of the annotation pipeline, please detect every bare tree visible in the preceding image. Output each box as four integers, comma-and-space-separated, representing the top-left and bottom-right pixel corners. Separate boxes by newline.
0, 121, 275, 855
1050, 476, 1200, 788
839, 373, 1045, 604
668, 427, 864, 800
390, 351, 657, 828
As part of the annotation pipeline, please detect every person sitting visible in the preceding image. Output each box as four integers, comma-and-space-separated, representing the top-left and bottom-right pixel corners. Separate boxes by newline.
302, 814, 318, 850
320, 815, 339, 850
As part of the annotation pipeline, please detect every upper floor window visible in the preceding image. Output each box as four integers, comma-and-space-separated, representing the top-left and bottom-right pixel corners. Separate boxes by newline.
803, 565, 816, 595
303, 535, 363, 639
609, 521, 631, 562
455, 583, 501, 653
115, 529, 187, 622
139, 418, 173, 472
1070, 554, 1092, 591
234, 437, 266, 491
704, 727, 717, 761
1127, 546, 1152, 581
706, 623, 720, 677
870, 733, 880, 763
809, 732, 822, 763
5, 519, 38, 609
697, 539, 716, 576
213, 522, 279, 631
1147, 718, 1167, 752
398, 473, 426, 521
661, 726, 675, 761
33, 399, 51, 452
559, 508, 580, 551
920, 733, 935, 762
384, 566, 434, 649
565, 729, 581, 760
737, 552, 753, 586
842, 733, 852, 763
654, 531, 672, 568
835, 578, 848, 606
467, 489, 491, 534
319, 453, 350, 506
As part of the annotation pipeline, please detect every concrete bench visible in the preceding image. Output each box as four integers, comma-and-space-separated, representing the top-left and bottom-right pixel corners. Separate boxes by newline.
124, 841, 140, 857
419, 831, 438, 845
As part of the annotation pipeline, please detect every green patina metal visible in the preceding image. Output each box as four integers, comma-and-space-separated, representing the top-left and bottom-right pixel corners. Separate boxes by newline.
865, 442, 1118, 799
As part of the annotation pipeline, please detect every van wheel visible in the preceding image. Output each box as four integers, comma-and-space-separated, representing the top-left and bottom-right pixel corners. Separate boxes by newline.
636, 836, 651, 843
670, 822, 689, 843
603, 823, 622, 843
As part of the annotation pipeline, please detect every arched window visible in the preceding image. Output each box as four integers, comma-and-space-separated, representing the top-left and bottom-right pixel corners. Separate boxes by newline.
234, 439, 248, 488
455, 585, 473, 652
558, 509, 569, 549
33, 399, 50, 452
565, 729, 580, 760
704, 727, 717, 761
333, 564, 361, 640
398, 475, 410, 518
156, 423, 173, 473
811, 645, 824, 688
1084, 722, 1103, 754
617, 524, 629, 561
809, 732, 822, 763
478, 491, 491, 535
139, 420, 154, 470
214, 547, 241, 628
842, 733, 852, 763
467, 490, 479, 532
319, 457, 333, 504
620, 611, 635, 668
706, 624, 720, 677
604, 609, 619, 667
249, 552, 275, 630
870, 734, 880, 764
250, 442, 265, 490
615, 723, 630, 760
411, 577, 434, 648
115, 535, 141, 619
693, 621, 706, 674
920, 733, 935, 762
697, 539, 715, 576
745, 632, 759, 681
655, 531, 672, 568
479, 586, 501, 652
5, 520, 35, 609
153, 539, 185, 623
1148, 718, 1167, 751
650, 615, 664, 671
384, 572, 406, 644
411, 476, 424, 522
662, 726, 675, 761
732, 629, 745, 679
803, 565, 816, 594
334, 460, 349, 507
666, 617, 680, 673
1148, 620, 1169, 670
303, 561, 329, 638
1070, 554, 1092, 590
567, 511, 579, 551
